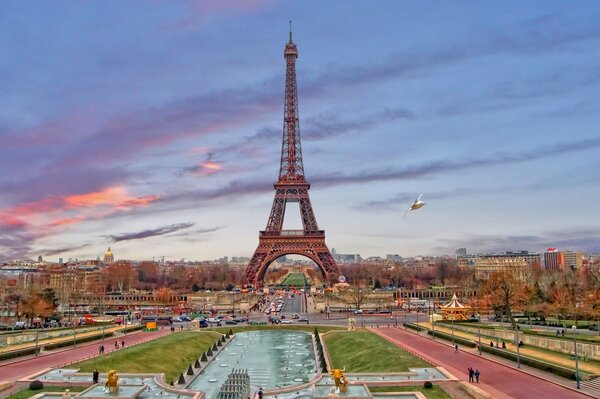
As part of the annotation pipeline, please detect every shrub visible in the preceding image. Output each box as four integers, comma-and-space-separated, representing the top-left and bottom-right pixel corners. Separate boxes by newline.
29, 381, 44, 390
423, 381, 433, 389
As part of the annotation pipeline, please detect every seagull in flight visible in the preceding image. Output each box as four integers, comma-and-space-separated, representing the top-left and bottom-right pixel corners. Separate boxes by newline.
403, 194, 426, 219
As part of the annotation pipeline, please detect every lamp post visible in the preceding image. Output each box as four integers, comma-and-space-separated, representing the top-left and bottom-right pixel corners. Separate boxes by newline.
515, 324, 521, 369
35, 324, 40, 356
572, 325, 581, 389
477, 313, 481, 355
416, 309, 420, 334
451, 316, 455, 346
431, 304, 435, 340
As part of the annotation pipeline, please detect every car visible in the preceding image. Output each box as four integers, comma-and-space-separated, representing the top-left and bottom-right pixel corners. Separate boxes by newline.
172, 317, 182, 322
14, 321, 27, 329
291, 314, 300, 319
281, 320, 293, 324
179, 315, 191, 322
353, 309, 363, 314
216, 315, 225, 320
297, 318, 308, 323
225, 320, 238, 325
207, 318, 220, 323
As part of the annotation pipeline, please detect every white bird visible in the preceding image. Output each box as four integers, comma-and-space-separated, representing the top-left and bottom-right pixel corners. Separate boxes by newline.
403, 194, 426, 219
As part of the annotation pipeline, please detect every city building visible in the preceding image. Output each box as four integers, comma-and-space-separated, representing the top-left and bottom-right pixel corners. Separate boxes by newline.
473, 251, 541, 280
455, 248, 467, 256
560, 250, 583, 270
104, 246, 114, 264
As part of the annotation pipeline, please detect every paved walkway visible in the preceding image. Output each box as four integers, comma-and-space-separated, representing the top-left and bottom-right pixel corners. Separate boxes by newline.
0, 328, 173, 387
374, 327, 594, 399
422, 322, 600, 375
0, 325, 135, 355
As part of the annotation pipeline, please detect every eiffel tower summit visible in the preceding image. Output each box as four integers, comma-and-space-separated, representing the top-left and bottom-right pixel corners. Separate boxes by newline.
243, 27, 340, 288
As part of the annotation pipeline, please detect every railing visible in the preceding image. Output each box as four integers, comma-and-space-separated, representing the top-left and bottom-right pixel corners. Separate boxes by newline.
260, 230, 324, 237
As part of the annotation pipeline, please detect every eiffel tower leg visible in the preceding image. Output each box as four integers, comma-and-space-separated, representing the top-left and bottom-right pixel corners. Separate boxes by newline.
243, 251, 267, 288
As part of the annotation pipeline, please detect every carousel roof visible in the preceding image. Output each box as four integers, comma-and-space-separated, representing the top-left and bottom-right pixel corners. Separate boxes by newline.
441, 293, 468, 309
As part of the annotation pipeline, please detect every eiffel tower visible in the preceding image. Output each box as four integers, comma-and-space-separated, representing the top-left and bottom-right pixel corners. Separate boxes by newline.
243, 28, 340, 288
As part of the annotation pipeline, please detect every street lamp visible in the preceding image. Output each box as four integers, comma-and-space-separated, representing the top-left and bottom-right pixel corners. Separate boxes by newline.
451, 316, 455, 346
572, 325, 581, 389
416, 309, 420, 334
515, 324, 521, 369
431, 306, 435, 340
477, 313, 481, 355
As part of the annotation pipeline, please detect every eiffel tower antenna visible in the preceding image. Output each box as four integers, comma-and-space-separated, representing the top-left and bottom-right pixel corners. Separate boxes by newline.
243, 31, 339, 288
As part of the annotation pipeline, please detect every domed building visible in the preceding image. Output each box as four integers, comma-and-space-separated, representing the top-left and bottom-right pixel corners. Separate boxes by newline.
104, 246, 114, 264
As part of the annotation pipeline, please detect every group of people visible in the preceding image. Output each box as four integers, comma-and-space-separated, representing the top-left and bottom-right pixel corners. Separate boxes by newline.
98, 340, 126, 355
468, 367, 480, 383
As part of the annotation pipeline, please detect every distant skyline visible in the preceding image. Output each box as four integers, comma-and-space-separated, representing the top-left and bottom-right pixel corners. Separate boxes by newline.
1, 1, 600, 262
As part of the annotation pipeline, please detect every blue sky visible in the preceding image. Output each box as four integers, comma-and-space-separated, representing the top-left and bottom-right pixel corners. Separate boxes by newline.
1, 0, 599, 262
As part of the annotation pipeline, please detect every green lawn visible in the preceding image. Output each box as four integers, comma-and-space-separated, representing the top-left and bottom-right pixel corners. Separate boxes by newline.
72, 332, 220, 383
323, 331, 430, 372
280, 272, 308, 287
369, 386, 451, 399
207, 325, 344, 334
8, 386, 86, 399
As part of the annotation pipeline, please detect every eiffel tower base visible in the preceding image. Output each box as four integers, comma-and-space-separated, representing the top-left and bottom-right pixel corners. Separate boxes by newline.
243, 233, 339, 288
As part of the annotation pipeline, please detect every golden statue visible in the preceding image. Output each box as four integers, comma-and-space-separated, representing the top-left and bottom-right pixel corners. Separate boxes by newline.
329, 368, 348, 393
105, 370, 120, 393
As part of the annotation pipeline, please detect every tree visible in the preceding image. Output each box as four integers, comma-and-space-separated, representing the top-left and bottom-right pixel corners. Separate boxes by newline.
21, 292, 53, 324
483, 271, 521, 328
106, 261, 133, 292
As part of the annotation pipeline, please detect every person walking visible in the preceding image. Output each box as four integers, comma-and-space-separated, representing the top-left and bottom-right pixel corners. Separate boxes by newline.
454, 344, 459, 353
92, 369, 99, 384
121, 340, 125, 348
474, 369, 480, 383
468, 367, 474, 382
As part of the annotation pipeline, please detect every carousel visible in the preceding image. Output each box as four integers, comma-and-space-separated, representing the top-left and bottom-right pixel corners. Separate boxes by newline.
439, 293, 470, 320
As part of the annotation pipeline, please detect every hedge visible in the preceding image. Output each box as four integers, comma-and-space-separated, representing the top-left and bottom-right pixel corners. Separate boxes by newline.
43, 332, 115, 350
479, 345, 592, 381
407, 322, 592, 381
0, 347, 37, 361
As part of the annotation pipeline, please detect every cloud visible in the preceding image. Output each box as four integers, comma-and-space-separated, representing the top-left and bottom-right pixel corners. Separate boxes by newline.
39, 244, 92, 257
311, 136, 600, 187
434, 228, 600, 254
106, 222, 197, 242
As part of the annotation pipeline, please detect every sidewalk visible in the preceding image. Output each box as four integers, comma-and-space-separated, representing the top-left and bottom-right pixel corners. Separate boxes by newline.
0, 325, 134, 355
374, 326, 596, 399
422, 322, 600, 375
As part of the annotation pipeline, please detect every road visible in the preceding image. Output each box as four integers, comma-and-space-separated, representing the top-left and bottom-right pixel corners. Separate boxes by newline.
374, 326, 591, 399
281, 293, 303, 315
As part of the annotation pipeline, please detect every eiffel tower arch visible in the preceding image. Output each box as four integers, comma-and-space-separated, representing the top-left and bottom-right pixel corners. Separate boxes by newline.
243, 29, 340, 288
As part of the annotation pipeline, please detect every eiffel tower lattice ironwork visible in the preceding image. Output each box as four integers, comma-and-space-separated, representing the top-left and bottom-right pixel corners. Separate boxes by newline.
243, 28, 340, 287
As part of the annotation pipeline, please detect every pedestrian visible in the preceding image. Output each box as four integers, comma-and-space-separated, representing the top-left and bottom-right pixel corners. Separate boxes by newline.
489, 340, 494, 347
474, 369, 480, 383
114, 341, 118, 349
454, 344, 459, 353
468, 367, 474, 382
122, 340, 125, 348
93, 369, 99, 384
258, 388, 263, 399
502, 341, 506, 349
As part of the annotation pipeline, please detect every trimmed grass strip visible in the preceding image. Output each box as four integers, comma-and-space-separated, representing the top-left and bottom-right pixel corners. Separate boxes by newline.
324, 330, 430, 372
72, 332, 220, 383
370, 385, 451, 399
